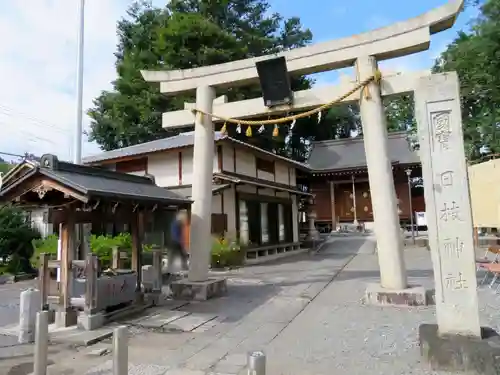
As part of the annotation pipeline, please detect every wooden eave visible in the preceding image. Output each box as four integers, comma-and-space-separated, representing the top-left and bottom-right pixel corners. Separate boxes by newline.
310, 162, 421, 177
214, 171, 312, 196
0, 168, 88, 205
0, 167, 192, 209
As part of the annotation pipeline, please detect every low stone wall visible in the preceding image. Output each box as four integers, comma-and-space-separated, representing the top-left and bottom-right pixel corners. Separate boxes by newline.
0, 273, 36, 285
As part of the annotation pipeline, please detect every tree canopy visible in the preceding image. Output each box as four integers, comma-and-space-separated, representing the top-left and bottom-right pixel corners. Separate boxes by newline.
88, 0, 361, 161
0, 206, 40, 274
433, 0, 497, 161
89, 0, 499, 162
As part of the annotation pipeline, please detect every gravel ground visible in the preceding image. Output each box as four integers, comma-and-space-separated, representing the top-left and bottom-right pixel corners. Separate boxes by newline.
266, 244, 499, 375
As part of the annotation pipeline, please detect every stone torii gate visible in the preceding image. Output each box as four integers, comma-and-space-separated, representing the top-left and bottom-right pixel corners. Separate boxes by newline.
142, 1, 500, 371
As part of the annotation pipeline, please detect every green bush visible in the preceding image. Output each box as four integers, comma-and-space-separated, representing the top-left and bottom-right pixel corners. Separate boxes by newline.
0, 206, 40, 274
31, 234, 58, 268
32, 232, 155, 270
211, 236, 244, 269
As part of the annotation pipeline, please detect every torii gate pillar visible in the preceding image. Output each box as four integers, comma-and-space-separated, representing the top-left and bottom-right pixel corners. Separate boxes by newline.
169, 86, 228, 300
189, 85, 216, 282
357, 56, 407, 290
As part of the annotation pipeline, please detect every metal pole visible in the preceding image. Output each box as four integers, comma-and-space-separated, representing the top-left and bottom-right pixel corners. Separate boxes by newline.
33, 311, 49, 375
113, 326, 128, 375
351, 175, 358, 226
406, 169, 415, 244
247, 350, 266, 375
73, 0, 85, 164
74, 0, 86, 262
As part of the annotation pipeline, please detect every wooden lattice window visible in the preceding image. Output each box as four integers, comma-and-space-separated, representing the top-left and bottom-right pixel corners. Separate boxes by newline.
211, 213, 228, 235
256, 157, 275, 174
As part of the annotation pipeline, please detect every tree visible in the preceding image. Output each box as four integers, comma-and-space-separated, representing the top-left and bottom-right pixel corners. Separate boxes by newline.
88, 0, 314, 151
88, 0, 365, 161
433, 0, 500, 161
0, 206, 40, 273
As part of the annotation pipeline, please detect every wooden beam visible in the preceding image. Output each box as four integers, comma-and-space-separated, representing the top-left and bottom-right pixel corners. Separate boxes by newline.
59, 213, 75, 309
39, 253, 49, 310
48, 208, 143, 225
162, 70, 430, 128
131, 212, 143, 297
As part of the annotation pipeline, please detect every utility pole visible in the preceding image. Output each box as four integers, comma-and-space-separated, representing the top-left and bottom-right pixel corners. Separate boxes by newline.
73, 0, 85, 164
73, 0, 87, 263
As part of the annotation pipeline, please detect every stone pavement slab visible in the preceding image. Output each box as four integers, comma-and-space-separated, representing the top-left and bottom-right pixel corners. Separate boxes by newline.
85, 360, 170, 375
0, 322, 115, 347
168, 313, 218, 332
79, 236, 357, 375
49, 325, 114, 346
128, 311, 190, 329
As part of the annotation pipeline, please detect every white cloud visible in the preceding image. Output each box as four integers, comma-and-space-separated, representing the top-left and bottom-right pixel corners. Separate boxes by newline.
0, 0, 167, 162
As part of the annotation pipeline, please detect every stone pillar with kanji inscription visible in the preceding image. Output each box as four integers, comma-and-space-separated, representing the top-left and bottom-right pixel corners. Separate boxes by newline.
416, 72, 480, 337
415, 72, 499, 373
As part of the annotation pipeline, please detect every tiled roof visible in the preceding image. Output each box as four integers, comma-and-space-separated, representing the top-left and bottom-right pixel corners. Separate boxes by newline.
306, 131, 420, 171
83, 131, 226, 164
0, 155, 191, 206
83, 131, 308, 170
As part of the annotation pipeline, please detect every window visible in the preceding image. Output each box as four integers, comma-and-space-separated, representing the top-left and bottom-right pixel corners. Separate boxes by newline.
283, 204, 293, 242
278, 204, 285, 241
211, 213, 227, 235
260, 202, 269, 243
115, 157, 147, 174
239, 200, 249, 244
256, 157, 274, 174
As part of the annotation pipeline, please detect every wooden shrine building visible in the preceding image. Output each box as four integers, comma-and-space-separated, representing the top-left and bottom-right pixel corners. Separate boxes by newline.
0, 154, 191, 327
302, 131, 424, 232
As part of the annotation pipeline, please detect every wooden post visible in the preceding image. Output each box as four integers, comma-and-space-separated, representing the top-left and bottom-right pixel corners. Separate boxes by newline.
351, 175, 358, 225
474, 227, 479, 249
112, 246, 119, 269
59, 220, 74, 309
84, 253, 97, 313
131, 212, 143, 297
329, 181, 336, 232
38, 253, 49, 310
55, 213, 77, 327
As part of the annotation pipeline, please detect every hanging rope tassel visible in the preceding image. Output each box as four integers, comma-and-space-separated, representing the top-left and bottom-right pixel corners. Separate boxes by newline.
273, 124, 279, 137
246, 126, 252, 137
220, 122, 227, 135
363, 86, 371, 100
188, 72, 380, 127
258, 125, 265, 134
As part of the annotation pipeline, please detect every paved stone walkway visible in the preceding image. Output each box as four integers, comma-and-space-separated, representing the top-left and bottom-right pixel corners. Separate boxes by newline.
7, 235, 500, 374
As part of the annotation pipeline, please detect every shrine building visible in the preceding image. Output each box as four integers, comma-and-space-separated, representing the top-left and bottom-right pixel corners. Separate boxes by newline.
300, 131, 424, 233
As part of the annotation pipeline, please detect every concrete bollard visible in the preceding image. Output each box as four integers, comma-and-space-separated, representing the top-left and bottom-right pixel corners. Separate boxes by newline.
33, 311, 49, 375
18, 288, 41, 344
113, 326, 128, 375
247, 350, 266, 375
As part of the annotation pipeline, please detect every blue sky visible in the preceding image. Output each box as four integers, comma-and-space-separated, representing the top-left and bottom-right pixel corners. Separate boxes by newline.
0, 0, 478, 161
269, 0, 478, 84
